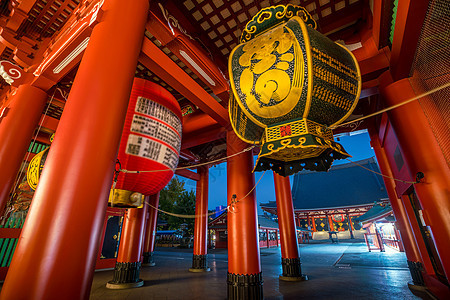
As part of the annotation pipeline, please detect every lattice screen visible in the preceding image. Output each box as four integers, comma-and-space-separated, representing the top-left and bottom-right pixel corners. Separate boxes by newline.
410, 0, 450, 167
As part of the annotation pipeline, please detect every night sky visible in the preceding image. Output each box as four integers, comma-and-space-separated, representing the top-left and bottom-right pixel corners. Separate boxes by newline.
177, 130, 376, 214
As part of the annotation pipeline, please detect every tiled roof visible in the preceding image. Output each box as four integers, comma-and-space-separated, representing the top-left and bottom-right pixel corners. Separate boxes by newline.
261, 157, 388, 211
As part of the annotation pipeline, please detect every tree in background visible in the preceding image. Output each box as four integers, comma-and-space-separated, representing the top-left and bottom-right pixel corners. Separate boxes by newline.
171, 190, 196, 237
158, 177, 196, 237
158, 177, 185, 222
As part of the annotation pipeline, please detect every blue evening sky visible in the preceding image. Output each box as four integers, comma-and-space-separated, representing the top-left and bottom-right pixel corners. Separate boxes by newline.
177, 130, 375, 214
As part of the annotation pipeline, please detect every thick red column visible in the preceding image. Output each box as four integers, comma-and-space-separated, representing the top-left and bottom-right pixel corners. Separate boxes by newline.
190, 166, 210, 272
369, 128, 430, 285
379, 74, 450, 280
143, 193, 160, 267
369, 130, 422, 259
0, 85, 47, 213
107, 205, 148, 289
226, 130, 262, 299
273, 173, 306, 281
0, 0, 149, 299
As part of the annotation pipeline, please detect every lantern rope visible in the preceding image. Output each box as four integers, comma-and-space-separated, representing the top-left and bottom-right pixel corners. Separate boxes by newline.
330, 81, 450, 129
345, 158, 417, 184
119, 145, 255, 174
143, 171, 266, 219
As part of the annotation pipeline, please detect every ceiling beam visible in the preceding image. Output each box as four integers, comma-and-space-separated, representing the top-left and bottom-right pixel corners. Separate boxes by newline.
139, 38, 229, 127
175, 168, 200, 181
390, 0, 428, 81
181, 126, 226, 150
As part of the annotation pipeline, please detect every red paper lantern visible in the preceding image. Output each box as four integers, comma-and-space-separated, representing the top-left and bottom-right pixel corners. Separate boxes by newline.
110, 78, 182, 207
332, 214, 345, 223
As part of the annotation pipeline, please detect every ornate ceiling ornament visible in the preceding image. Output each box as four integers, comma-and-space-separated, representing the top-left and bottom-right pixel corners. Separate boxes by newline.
228, 5, 361, 176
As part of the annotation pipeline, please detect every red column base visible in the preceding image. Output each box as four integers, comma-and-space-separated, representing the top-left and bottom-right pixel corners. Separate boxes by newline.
189, 254, 211, 272
106, 262, 143, 289
142, 252, 155, 267
227, 272, 263, 300
279, 258, 308, 282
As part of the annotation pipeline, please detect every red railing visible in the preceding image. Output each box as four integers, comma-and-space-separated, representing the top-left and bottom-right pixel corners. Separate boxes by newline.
382, 237, 404, 252
364, 232, 385, 252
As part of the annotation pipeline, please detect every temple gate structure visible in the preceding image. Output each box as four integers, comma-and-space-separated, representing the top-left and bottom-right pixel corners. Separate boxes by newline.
0, 0, 448, 299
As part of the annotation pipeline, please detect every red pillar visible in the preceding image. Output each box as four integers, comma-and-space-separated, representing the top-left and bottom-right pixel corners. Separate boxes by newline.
0, 0, 149, 299
143, 193, 160, 267
379, 74, 450, 280
226, 130, 262, 299
190, 166, 210, 272
107, 205, 148, 289
346, 212, 355, 239
328, 215, 335, 231
273, 173, 306, 281
369, 128, 426, 266
0, 85, 47, 213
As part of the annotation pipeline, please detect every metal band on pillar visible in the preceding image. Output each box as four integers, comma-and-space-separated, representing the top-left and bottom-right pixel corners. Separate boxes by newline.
274, 173, 307, 282
107, 206, 148, 289
227, 273, 264, 300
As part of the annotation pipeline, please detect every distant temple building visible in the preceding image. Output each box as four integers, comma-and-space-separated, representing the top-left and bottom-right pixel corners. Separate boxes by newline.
261, 158, 389, 240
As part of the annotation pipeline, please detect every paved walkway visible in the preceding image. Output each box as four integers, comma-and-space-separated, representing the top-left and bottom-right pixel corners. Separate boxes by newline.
90, 242, 419, 299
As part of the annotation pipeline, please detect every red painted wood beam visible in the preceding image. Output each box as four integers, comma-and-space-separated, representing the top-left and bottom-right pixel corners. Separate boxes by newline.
359, 48, 390, 82
175, 168, 200, 181
139, 38, 229, 127
181, 125, 226, 150
390, 0, 429, 81
147, 6, 229, 98
372, 0, 383, 49
30, 1, 105, 89
182, 111, 218, 136
319, 2, 364, 35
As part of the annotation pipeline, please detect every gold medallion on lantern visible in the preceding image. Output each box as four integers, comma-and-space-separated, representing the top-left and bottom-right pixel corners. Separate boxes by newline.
229, 4, 361, 176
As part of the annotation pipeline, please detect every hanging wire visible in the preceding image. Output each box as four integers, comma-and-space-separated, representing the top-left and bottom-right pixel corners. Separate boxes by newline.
345, 158, 417, 184
120, 145, 255, 174
330, 81, 450, 129
144, 171, 266, 219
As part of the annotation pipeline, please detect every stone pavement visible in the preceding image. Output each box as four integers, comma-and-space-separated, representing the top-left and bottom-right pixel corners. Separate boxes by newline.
89, 242, 420, 299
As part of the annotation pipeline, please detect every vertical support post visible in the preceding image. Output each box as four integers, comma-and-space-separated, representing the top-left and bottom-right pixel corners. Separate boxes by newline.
226, 130, 263, 300
0, 1, 149, 298
0, 85, 47, 213
190, 166, 210, 272
107, 205, 148, 289
346, 212, 355, 239
311, 216, 316, 232
273, 172, 307, 281
380, 74, 450, 280
143, 193, 160, 267
369, 126, 429, 285
328, 215, 334, 231
266, 229, 269, 248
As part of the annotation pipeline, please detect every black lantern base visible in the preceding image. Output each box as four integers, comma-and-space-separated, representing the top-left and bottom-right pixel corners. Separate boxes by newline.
142, 251, 155, 267
227, 272, 263, 300
279, 258, 308, 282
106, 262, 143, 290
189, 254, 210, 272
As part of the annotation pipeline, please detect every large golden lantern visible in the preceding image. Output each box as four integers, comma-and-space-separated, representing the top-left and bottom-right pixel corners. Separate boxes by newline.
229, 4, 361, 176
